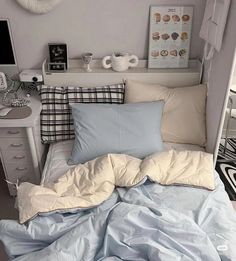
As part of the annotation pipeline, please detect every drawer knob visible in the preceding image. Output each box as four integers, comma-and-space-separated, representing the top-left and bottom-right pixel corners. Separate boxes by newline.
8, 130, 20, 135
14, 155, 25, 159
11, 143, 23, 147
16, 167, 27, 171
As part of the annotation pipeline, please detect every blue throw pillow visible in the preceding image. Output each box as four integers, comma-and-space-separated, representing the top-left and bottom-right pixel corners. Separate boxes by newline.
69, 101, 164, 164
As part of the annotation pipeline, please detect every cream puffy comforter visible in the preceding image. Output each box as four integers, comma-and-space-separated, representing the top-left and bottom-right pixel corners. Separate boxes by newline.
17, 150, 214, 224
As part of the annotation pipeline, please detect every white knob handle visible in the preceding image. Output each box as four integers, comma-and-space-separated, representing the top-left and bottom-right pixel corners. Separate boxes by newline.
14, 155, 26, 159
129, 55, 139, 68
11, 143, 23, 147
102, 56, 112, 69
8, 130, 20, 135
16, 167, 27, 171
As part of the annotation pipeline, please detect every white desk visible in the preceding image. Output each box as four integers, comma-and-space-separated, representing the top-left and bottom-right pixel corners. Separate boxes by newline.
0, 93, 45, 195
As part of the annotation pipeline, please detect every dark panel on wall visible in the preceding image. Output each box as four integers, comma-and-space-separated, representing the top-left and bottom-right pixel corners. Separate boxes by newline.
0, 20, 15, 65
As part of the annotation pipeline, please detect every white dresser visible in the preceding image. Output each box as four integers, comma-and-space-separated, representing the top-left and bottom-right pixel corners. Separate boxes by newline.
0, 94, 45, 195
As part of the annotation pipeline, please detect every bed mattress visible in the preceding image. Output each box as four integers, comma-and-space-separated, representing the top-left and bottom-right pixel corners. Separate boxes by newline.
41, 140, 205, 185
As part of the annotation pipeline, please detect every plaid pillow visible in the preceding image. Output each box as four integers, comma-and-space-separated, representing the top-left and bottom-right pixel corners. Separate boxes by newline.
39, 83, 125, 143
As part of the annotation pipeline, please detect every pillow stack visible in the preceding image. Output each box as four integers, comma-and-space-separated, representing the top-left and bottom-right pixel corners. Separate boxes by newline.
40, 80, 207, 165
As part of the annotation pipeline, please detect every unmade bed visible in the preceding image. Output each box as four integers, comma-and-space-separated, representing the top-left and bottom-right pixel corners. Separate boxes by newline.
1, 141, 236, 260
0, 70, 236, 261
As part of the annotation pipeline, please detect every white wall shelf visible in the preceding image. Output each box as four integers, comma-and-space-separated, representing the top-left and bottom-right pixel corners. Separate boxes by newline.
42, 59, 201, 88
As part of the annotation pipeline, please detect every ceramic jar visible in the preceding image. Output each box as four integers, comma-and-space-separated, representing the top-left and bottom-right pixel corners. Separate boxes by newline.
102, 53, 139, 72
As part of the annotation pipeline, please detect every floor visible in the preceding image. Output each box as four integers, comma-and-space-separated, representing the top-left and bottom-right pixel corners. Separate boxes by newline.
216, 138, 236, 201
0, 162, 18, 261
0, 164, 18, 220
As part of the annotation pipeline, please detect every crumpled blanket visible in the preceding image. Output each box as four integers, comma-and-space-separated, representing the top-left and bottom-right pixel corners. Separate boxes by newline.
17, 149, 214, 224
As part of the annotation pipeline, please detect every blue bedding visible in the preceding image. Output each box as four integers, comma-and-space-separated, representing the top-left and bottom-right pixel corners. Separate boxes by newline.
0, 171, 236, 261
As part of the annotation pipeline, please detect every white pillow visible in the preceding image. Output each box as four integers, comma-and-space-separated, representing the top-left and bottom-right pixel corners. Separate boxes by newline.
125, 80, 207, 146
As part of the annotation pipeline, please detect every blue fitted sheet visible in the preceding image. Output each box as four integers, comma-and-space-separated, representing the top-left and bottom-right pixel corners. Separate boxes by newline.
0, 171, 236, 261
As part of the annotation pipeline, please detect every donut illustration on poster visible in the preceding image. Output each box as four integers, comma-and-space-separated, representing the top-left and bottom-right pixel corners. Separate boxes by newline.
148, 6, 193, 68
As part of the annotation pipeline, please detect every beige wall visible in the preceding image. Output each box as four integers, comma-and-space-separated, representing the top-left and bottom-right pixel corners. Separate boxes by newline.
0, 0, 206, 70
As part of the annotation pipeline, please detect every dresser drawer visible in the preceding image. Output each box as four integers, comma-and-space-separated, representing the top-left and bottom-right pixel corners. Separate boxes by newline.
0, 127, 26, 138
3, 161, 35, 196
0, 137, 29, 151
2, 150, 31, 164
4, 162, 34, 182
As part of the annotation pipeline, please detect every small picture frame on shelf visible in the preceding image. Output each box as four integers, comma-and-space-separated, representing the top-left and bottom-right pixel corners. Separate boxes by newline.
48, 43, 68, 72
148, 6, 193, 69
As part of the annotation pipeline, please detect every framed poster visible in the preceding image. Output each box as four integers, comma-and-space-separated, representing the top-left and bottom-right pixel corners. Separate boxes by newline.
148, 6, 193, 68
48, 43, 67, 71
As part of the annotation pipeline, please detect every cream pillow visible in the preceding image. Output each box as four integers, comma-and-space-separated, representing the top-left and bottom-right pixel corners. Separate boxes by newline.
125, 80, 207, 146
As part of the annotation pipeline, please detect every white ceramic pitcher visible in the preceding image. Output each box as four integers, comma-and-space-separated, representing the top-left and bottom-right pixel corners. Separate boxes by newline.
102, 53, 139, 72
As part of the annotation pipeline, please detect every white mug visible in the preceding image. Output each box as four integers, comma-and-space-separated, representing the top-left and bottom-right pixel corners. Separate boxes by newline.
102, 53, 139, 72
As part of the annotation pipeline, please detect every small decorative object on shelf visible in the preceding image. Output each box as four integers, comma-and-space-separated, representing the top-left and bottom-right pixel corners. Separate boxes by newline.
148, 6, 193, 68
81, 53, 93, 72
102, 52, 139, 72
48, 43, 68, 72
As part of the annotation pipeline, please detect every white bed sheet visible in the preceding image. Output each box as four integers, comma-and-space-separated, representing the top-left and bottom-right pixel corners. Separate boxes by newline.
41, 140, 205, 185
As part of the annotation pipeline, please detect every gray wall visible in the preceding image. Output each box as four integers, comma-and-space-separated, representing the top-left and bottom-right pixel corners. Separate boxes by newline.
0, 0, 206, 70
206, 0, 236, 156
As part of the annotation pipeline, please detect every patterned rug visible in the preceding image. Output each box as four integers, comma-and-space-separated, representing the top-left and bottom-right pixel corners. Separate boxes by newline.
216, 138, 236, 200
